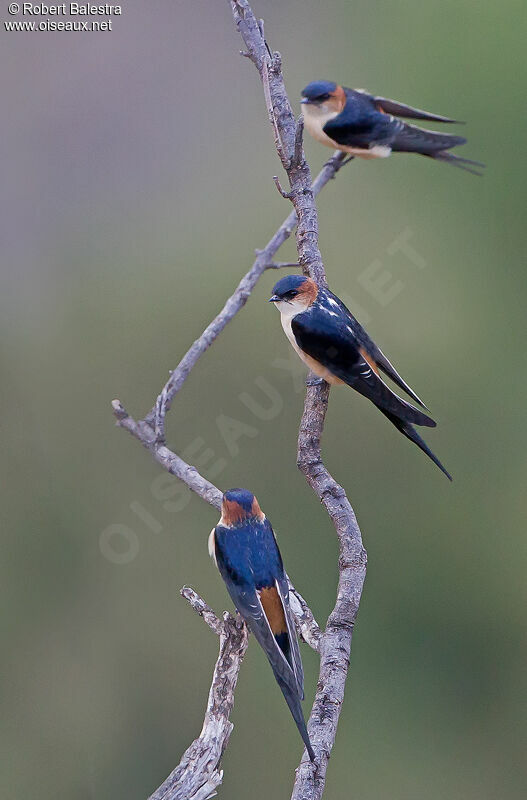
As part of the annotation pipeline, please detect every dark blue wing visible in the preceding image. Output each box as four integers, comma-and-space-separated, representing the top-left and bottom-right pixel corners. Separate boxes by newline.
321, 291, 427, 408
324, 112, 399, 148
323, 93, 402, 148
391, 123, 466, 154
372, 94, 462, 123
291, 308, 434, 427
213, 520, 303, 695
213, 525, 313, 759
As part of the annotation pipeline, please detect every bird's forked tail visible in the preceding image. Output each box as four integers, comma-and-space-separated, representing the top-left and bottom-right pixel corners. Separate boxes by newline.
276, 674, 315, 761
379, 408, 452, 480
429, 150, 485, 176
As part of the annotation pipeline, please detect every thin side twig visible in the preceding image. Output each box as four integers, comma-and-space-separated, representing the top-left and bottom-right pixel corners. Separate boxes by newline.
112, 399, 222, 509
288, 580, 322, 652
148, 589, 249, 800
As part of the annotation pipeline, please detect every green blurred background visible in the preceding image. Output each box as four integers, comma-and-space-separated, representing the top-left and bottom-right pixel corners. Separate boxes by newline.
2, 1, 526, 797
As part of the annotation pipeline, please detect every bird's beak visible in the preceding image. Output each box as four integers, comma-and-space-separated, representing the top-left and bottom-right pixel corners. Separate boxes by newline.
268, 295, 280, 303
300, 97, 310, 105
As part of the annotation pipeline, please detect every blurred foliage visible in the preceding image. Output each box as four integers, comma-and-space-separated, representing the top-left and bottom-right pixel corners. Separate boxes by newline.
1, 1, 526, 798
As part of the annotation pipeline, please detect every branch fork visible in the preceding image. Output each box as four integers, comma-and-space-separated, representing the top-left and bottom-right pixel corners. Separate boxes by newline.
113, 1, 364, 797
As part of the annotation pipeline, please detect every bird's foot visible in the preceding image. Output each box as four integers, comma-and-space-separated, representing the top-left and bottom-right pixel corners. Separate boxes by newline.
306, 376, 324, 387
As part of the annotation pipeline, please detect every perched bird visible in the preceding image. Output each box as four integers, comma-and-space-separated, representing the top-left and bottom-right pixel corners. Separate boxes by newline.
269, 274, 452, 480
301, 80, 484, 174
209, 488, 315, 761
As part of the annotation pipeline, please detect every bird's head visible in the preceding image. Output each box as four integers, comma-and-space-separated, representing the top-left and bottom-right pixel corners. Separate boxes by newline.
301, 81, 346, 115
220, 488, 265, 527
268, 274, 318, 317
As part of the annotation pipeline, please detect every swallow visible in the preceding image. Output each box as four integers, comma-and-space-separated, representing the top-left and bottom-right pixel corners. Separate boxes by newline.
301, 80, 484, 174
209, 488, 315, 761
269, 275, 452, 480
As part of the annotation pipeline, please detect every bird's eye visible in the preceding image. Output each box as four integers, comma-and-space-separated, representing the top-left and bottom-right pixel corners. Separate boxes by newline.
315, 93, 331, 102
284, 290, 298, 300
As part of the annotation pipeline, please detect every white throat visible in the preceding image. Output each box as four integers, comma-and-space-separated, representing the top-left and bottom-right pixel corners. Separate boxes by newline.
303, 101, 338, 125
302, 103, 339, 147
274, 297, 309, 320
274, 298, 310, 353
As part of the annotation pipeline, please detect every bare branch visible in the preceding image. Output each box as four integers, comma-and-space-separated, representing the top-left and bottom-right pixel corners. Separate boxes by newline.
230, 0, 326, 283
228, 2, 368, 797
273, 174, 293, 199
292, 384, 367, 799
148, 590, 249, 800
293, 116, 305, 169
262, 50, 288, 168
266, 261, 301, 270
288, 580, 322, 651
112, 1, 361, 796
112, 400, 222, 510
181, 586, 223, 635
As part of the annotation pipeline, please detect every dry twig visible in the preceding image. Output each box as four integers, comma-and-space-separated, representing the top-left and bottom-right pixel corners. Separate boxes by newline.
147, 589, 248, 800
